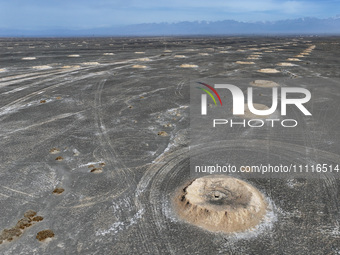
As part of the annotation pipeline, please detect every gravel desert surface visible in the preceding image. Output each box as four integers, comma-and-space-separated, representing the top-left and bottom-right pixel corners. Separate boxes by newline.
0, 37, 340, 254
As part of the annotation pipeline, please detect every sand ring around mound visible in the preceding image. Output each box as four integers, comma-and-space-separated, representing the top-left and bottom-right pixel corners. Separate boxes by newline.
257, 68, 280, 74
250, 80, 279, 88
32, 65, 52, 70
180, 64, 198, 68
62, 65, 80, 69
287, 58, 301, 61
68, 54, 80, 58
22, 57, 36, 60
175, 175, 267, 233
82, 62, 100, 66
132, 65, 147, 69
236, 61, 255, 65
276, 62, 297, 67
137, 58, 151, 62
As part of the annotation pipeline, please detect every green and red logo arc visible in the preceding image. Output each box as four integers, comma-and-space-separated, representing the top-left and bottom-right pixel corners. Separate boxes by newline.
196, 82, 223, 106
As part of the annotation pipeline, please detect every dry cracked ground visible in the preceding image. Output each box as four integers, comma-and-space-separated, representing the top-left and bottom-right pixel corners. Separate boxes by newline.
0, 37, 340, 254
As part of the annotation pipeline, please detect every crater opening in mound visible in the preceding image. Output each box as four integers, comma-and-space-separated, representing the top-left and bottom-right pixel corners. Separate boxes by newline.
174, 175, 267, 233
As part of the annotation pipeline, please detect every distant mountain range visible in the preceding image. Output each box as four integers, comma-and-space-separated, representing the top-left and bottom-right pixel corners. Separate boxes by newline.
1, 17, 340, 37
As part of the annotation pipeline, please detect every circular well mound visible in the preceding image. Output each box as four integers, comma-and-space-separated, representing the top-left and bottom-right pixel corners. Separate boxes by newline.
175, 175, 267, 233
250, 80, 279, 88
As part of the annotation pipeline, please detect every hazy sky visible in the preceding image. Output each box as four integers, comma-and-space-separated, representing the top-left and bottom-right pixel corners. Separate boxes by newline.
0, 0, 339, 29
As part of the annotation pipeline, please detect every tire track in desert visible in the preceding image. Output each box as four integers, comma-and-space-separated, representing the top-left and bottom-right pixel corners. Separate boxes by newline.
0, 67, 85, 88
0, 111, 85, 211
53, 75, 137, 209
135, 147, 189, 254
285, 75, 340, 220
73, 77, 137, 208
0, 69, 109, 115
135, 139, 340, 253
0, 69, 64, 83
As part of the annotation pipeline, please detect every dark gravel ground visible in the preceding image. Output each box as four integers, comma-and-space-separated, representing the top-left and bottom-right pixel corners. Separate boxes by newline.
0, 36, 339, 255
